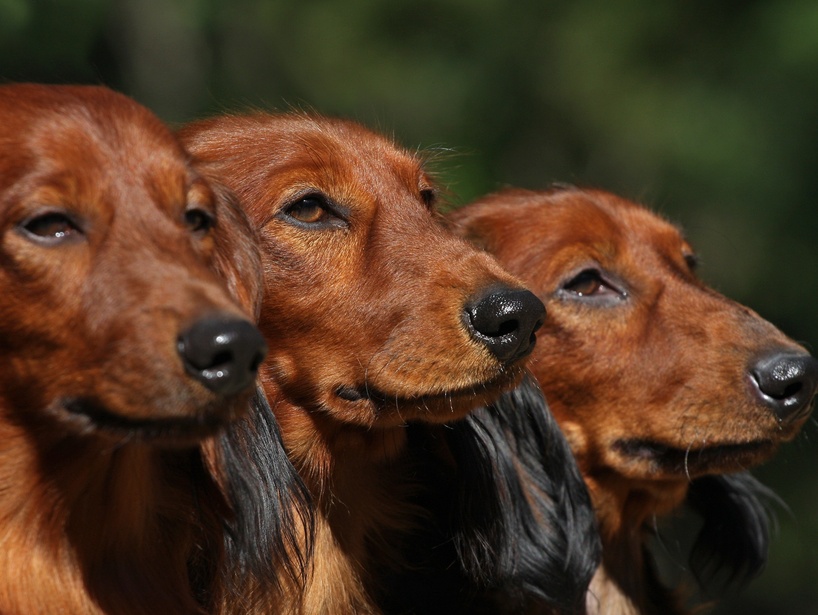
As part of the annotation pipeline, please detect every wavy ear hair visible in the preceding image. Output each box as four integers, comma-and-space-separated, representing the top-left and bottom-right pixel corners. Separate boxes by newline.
445, 375, 601, 613
215, 388, 313, 600
686, 472, 781, 590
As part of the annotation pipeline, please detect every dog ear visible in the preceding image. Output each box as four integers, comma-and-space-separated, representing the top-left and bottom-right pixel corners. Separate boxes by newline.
216, 387, 314, 599
208, 179, 264, 318
446, 375, 601, 612
686, 472, 780, 589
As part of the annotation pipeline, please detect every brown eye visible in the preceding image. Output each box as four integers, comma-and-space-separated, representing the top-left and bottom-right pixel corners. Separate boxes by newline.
420, 188, 436, 209
683, 252, 699, 271
19, 211, 83, 245
561, 268, 626, 305
563, 270, 604, 296
184, 207, 214, 235
287, 197, 326, 224
280, 193, 347, 229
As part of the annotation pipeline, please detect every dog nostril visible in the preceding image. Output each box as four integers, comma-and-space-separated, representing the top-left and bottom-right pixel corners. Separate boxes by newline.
495, 319, 518, 337
464, 287, 546, 365
178, 316, 268, 396
779, 382, 803, 399
749, 351, 818, 422
209, 351, 233, 369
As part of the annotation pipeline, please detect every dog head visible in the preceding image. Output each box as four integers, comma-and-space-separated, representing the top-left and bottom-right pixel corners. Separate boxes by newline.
451, 187, 816, 498
0, 84, 266, 446
181, 114, 545, 430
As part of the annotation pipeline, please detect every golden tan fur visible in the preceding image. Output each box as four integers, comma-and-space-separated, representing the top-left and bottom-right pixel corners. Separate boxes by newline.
181, 114, 540, 614
0, 84, 263, 614
450, 187, 816, 615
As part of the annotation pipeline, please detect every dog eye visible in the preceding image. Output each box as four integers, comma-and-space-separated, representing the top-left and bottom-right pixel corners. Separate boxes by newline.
562, 269, 621, 298
287, 197, 326, 223
19, 211, 82, 245
420, 188, 436, 209
281, 194, 346, 229
184, 208, 214, 235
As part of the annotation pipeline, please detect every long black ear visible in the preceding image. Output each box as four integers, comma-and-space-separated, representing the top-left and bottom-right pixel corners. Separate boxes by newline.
217, 387, 313, 595
686, 472, 781, 589
447, 375, 601, 613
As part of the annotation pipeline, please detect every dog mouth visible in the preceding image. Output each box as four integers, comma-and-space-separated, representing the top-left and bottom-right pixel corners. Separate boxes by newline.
613, 438, 776, 476
334, 369, 522, 417
54, 397, 229, 445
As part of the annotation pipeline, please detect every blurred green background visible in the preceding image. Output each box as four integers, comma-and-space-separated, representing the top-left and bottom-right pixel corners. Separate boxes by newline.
2, 0, 815, 612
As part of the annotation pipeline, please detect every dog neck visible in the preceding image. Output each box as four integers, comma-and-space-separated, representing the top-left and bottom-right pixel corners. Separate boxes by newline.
584, 472, 689, 615
0, 419, 215, 615
272, 397, 417, 615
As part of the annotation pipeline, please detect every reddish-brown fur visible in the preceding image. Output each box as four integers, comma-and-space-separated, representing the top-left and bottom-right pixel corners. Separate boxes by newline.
0, 84, 263, 614
450, 187, 816, 615
180, 114, 538, 614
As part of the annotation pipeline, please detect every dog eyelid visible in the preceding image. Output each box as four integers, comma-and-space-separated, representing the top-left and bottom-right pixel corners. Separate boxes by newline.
280, 193, 348, 229
561, 268, 624, 300
18, 210, 84, 245
420, 188, 436, 209
683, 252, 699, 271
184, 207, 215, 236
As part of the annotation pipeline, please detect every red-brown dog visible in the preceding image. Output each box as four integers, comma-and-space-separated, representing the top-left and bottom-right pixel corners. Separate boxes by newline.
0, 84, 268, 615
450, 186, 818, 615
180, 114, 547, 614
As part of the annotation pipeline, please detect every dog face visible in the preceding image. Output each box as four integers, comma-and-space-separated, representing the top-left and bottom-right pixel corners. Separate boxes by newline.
0, 84, 266, 445
181, 114, 544, 428
451, 187, 817, 483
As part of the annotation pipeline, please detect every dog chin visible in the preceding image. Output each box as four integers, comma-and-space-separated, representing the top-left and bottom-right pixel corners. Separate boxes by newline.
50, 397, 233, 447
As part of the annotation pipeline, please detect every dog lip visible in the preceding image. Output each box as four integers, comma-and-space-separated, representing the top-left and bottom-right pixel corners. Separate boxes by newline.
55, 397, 228, 444
335, 386, 367, 402
334, 370, 520, 406
613, 437, 775, 473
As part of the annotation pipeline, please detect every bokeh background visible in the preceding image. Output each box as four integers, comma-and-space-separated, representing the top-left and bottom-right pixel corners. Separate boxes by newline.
2, 0, 816, 612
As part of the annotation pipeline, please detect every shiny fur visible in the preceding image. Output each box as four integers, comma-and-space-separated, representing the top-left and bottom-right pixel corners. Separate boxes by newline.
380, 376, 601, 614
180, 114, 556, 614
0, 83, 267, 615
450, 186, 816, 614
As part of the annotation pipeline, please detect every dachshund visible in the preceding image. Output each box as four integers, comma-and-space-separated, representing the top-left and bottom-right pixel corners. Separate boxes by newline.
181, 114, 599, 614
0, 83, 280, 615
449, 186, 818, 614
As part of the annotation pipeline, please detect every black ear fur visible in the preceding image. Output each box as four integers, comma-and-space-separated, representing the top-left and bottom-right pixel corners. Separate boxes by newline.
686, 472, 780, 589
217, 387, 313, 596
448, 375, 601, 612
381, 376, 600, 614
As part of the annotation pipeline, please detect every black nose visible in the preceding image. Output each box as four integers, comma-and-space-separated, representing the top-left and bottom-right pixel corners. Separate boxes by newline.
749, 350, 818, 422
177, 316, 267, 396
464, 287, 546, 365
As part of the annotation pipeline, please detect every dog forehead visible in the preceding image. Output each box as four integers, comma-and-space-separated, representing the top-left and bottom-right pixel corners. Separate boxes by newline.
182, 112, 430, 217
606, 196, 687, 250
477, 191, 628, 267
31, 126, 193, 221
282, 117, 425, 191
531, 191, 687, 266
240, 121, 429, 228
456, 189, 691, 293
